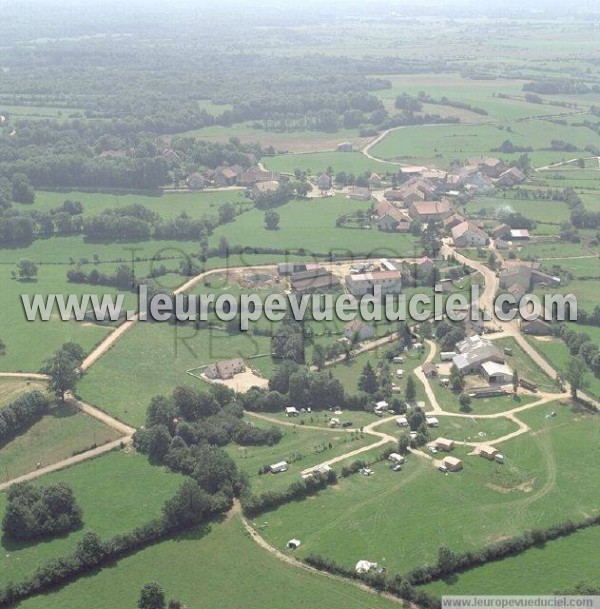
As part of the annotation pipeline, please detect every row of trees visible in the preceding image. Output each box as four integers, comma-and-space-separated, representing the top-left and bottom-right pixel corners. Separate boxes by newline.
0, 390, 51, 450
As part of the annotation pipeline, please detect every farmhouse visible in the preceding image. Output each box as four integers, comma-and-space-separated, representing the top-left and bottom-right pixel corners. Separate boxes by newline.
492, 223, 511, 240
214, 166, 239, 187
345, 270, 402, 297
376, 206, 412, 232
467, 157, 506, 178
253, 180, 280, 196
451, 221, 489, 247
344, 320, 376, 342
270, 461, 288, 473
477, 445, 499, 460
187, 173, 205, 190
290, 268, 340, 294
442, 456, 463, 471
408, 200, 453, 223
481, 361, 513, 384
205, 358, 246, 380
238, 169, 280, 187
432, 437, 455, 451
443, 213, 466, 231
496, 167, 526, 187
499, 264, 560, 292
316, 173, 332, 190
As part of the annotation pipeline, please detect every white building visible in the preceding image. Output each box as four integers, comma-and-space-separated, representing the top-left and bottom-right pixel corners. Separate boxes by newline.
270, 461, 288, 473
481, 361, 513, 384
345, 271, 402, 297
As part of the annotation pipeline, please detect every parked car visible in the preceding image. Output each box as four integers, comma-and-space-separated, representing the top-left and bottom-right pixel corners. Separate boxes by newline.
391, 464, 402, 472
341, 421, 353, 428
428, 445, 438, 454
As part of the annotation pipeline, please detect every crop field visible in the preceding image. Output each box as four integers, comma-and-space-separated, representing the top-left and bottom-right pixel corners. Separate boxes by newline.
0, 403, 121, 481
422, 525, 600, 597
0, 378, 47, 407
518, 240, 595, 260
15, 514, 399, 609
0, 450, 185, 587
263, 151, 396, 175
258, 401, 599, 574
535, 279, 598, 312
207, 195, 422, 257
541, 256, 600, 278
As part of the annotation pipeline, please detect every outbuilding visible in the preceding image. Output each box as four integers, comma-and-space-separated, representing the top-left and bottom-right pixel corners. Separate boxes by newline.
442, 456, 463, 472
396, 416, 409, 427
432, 437, 454, 451
481, 361, 513, 385
355, 560, 378, 574
388, 452, 405, 464
425, 416, 439, 428
270, 461, 288, 474
477, 445, 499, 460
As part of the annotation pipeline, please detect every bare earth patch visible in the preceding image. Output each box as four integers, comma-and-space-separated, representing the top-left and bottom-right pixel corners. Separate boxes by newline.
485, 479, 535, 494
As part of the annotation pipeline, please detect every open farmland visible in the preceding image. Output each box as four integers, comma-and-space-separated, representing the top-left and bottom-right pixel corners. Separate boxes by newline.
0, 378, 46, 407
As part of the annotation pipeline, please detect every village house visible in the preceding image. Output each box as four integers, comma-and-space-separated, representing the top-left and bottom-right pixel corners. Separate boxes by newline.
451, 221, 489, 247
408, 200, 453, 223
187, 173, 205, 190
344, 320, 376, 342
496, 167, 526, 187
214, 166, 239, 187
369, 173, 383, 188
345, 270, 402, 297
238, 168, 280, 187
376, 205, 412, 232
499, 264, 560, 292
347, 186, 371, 201
510, 229, 530, 240
422, 362, 438, 378
204, 358, 246, 380
414, 256, 435, 273
443, 213, 466, 231
491, 223, 511, 240
467, 157, 507, 179
316, 173, 332, 191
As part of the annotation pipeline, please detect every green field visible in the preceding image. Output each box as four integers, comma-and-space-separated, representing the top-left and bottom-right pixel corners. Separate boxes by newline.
0, 264, 137, 372
0, 378, 47, 407
227, 421, 375, 493
257, 402, 599, 574
77, 322, 274, 426
0, 450, 184, 587
207, 195, 422, 257
0, 403, 121, 481
15, 514, 399, 609
422, 525, 600, 596
263, 151, 396, 175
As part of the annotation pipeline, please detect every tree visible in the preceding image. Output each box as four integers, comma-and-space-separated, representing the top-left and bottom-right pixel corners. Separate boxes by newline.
398, 433, 410, 454
218, 202, 236, 224
41, 343, 83, 401
138, 583, 166, 609
512, 370, 519, 397
264, 209, 280, 230
0, 338, 5, 355
311, 344, 326, 371
437, 545, 458, 574
163, 480, 213, 529
565, 356, 589, 399
449, 364, 464, 392
11, 173, 35, 204
458, 393, 472, 412
16, 259, 38, 280
405, 374, 417, 402
358, 361, 379, 394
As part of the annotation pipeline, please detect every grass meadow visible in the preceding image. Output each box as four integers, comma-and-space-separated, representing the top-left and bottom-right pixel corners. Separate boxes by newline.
15, 514, 399, 609
0, 403, 121, 481
0, 450, 185, 587
257, 401, 598, 574
0, 378, 47, 407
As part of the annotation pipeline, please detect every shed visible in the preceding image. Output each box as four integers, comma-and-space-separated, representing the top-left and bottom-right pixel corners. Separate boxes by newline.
287, 539, 301, 549
270, 461, 288, 474
477, 445, 499, 460
388, 452, 405, 464
481, 361, 513, 384
433, 437, 454, 451
374, 400, 389, 412
355, 560, 377, 574
425, 416, 439, 427
285, 406, 300, 417
396, 416, 409, 427
442, 456, 463, 471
